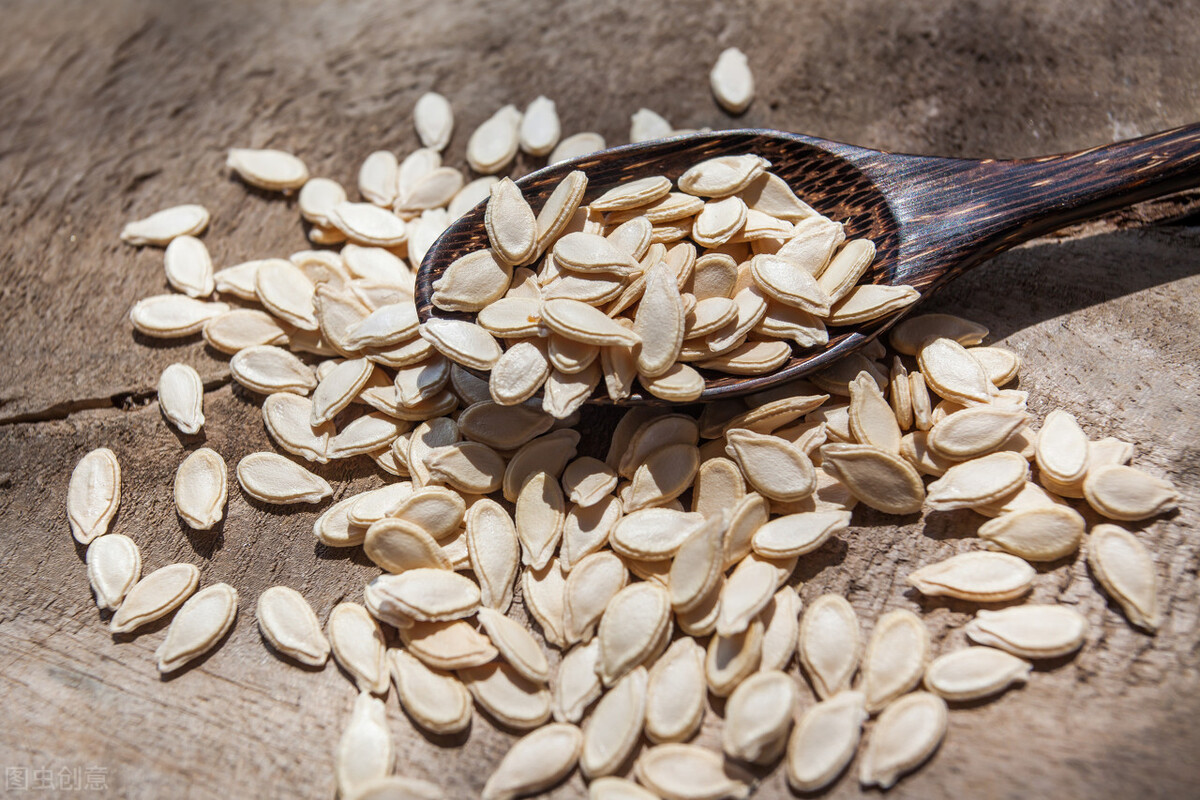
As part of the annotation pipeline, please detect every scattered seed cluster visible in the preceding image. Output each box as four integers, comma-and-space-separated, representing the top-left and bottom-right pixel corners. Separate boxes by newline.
68, 49, 1182, 800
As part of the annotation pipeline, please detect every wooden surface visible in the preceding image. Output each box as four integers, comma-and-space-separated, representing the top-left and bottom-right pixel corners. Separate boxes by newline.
2, 1, 1199, 798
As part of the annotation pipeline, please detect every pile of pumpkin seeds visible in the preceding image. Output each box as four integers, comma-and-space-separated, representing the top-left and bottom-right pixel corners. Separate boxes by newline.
68, 51, 1183, 799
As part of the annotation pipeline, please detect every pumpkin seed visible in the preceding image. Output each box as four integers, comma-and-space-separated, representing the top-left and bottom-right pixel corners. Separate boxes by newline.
860, 609, 929, 713
121, 204, 210, 245
1083, 464, 1179, 521
481, 723, 582, 800
335, 692, 393, 799
634, 744, 753, 800
67, 448, 121, 545
581, 667, 648, 778
798, 594, 861, 699
255, 585, 330, 666
923, 646, 1031, 701
964, 605, 1088, 658
858, 691, 947, 789
173, 448, 227, 530
155, 582, 238, 673
1088, 523, 1160, 631
785, 690, 866, 792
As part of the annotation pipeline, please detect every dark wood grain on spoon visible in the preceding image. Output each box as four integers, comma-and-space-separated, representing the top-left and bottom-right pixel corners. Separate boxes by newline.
416, 124, 1200, 403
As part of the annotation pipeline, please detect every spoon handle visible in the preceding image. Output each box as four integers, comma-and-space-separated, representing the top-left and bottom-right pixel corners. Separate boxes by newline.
867, 122, 1200, 286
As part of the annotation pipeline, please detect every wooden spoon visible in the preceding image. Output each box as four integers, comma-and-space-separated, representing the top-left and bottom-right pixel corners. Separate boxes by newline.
415, 124, 1200, 402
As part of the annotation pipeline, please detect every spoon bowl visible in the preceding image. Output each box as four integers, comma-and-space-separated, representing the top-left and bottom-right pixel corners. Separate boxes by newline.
416, 124, 1200, 403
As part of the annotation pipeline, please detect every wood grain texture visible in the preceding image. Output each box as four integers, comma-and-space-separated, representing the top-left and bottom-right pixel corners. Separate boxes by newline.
1, 1, 1199, 799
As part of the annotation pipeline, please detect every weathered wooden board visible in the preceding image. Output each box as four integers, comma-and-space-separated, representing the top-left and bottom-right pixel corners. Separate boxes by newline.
1, 2, 1198, 799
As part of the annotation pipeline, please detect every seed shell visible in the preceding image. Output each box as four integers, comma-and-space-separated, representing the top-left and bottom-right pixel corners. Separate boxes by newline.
156, 583, 239, 673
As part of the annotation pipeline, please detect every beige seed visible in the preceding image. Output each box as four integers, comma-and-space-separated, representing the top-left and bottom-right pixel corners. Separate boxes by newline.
798, 594, 861, 699
397, 168, 463, 214
1035, 408, 1091, 484
230, 345, 316, 395
465, 498, 520, 612
297, 178, 347, 226
785, 690, 867, 792
1083, 464, 1179, 521
592, 176, 673, 212
433, 249, 512, 312
890, 313, 988, 355
923, 647, 1031, 702
212, 259, 264, 300
255, 259, 318, 330
553, 231, 640, 275
588, 777, 660, 800
523, 559, 568, 649
121, 203, 210, 246
848, 371, 900, 452
419, 318, 503, 370
553, 639, 603, 724
644, 637, 707, 744
157, 363, 205, 434
461, 661, 552, 730
227, 147, 308, 191
678, 154, 770, 198
67, 447, 121, 545
634, 744, 753, 800
489, 341, 550, 406
928, 405, 1029, 459
918, 337, 993, 405
581, 667, 648, 778
330, 201, 408, 247
692, 196, 748, 248
1089, 436, 1135, 469
467, 104, 522, 174
710, 47, 755, 113
598, 581, 672, 686
716, 555, 779, 636
364, 518, 451, 573
629, 108, 673, 143
969, 345, 1022, 385
925, 451, 1029, 510
759, 586, 802, 672
336, 692, 393, 800
827, 284, 920, 325
328, 602, 388, 694
611, 507, 706, 560
692, 457, 745, 519
564, 552, 629, 644
625, 443, 701, 511
371, 568, 479, 622
561, 457, 617, 508
311, 358, 374, 425
860, 609, 929, 713
907, 551, 1035, 602
965, 605, 1088, 659
236, 452, 332, 504
155, 583, 238, 673
110, 563, 200, 634
725, 428, 815, 502
478, 607, 551, 684
343, 302, 420, 350
398, 618, 498, 670
859, 691, 948, 789
723, 670, 798, 764
86, 533, 141, 611
1088, 523, 1160, 631
706, 618, 764, 697
485, 177, 538, 266
163, 234, 214, 298
750, 253, 832, 315
425, 441, 504, 494
740, 172, 815, 222
978, 506, 1085, 560
388, 647, 472, 734
516, 471, 566, 569
414, 91, 454, 151
130, 294, 230, 338
535, 170, 588, 253
203, 308, 289, 354
358, 150, 399, 206
909, 370, 933, 430
504, 429, 579, 502
549, 132, 607, 165
481, 723, 582, 800
255, 585, 330, 666
668, 511, 727, 616
263, 393, 332, 462
974, 480, 1066, 518
173, 448, 227, 531
543, 298, 642, 347
751, 510, 850, 559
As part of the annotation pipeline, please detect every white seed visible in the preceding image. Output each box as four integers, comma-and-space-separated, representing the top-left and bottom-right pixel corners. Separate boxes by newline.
977, 506, 1085, 560
518, 95, 561, 156
759, 587, 801, 672
358, 150, 399, 206
460, 661, 552, 730
203, 308, 289, 354
465, 498, 519, 612
478, 607, 550, 684
629, 108, 673, 143
433, 249, 512, 312
750, 253, 831, 315
785, 690, 866, 792
1035, 408, 1091, 484
549, 132, 607, 165
859, 692, 948, 789
255, 585, 330, 666
388, 648, 472, 735
516, 471, 566, 569
157, 363, 206, 434
925, 451, 1029, 510
611, 507, 706, 560
798, 594, 862, 699
162, 235, 214, 298
1083, 464, 1179, 521
643, 637, 707, 745
918, 337, 993, 405
86, 533, 141, 611
965, 605, 1088, 659
448, 175, 499, 219
255, 259, 317, 330
740, 172, 816, 222
329, 201, 408, 247
130, 294, 230, 338
706, 618, 764, 697
928, 405, 1029, 459
678, 154, 769, 198
710, 47, 755, 113
1088, 523, 1160, 631
554, 231, 640, 275
907, 551, 1034, 602
67, 447, 121, 545
419, 318, 502, 370
634, 744, 753, 800
485, 177, 538, 266
156, 583, 238, 673
860, 609, 929, 714
297, 178, 347, 226
827, 284, 920, 325
561, 494, 622, 571
1089, 436, 1135, 469
371, 568, 479, 622
553, 639, 604, 723
227, 147, 309, 191
467, 104, 522, 174
236, 452, 332, 504
110, 562, 200, 634
230, 345, 316, 395
336, 692, 393, 800
598, 581, 672, 686
588, 777, 660, 800
725, 428, 815, 502
328, 602, 388, 694
716, 555, 778, 636
173, 448, 227, 530
723, 670, 798, 764
263, 393, 332, 463
398, 619, 498, 670
564, 552, 629, 644
414, 91, 454, 151
924, 646, 1031, 701
890, 313, 988, 355
481, 723, 582, 800
751, 510, 850, 559
581, 667, 648, 778
121, 204, 210, 245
